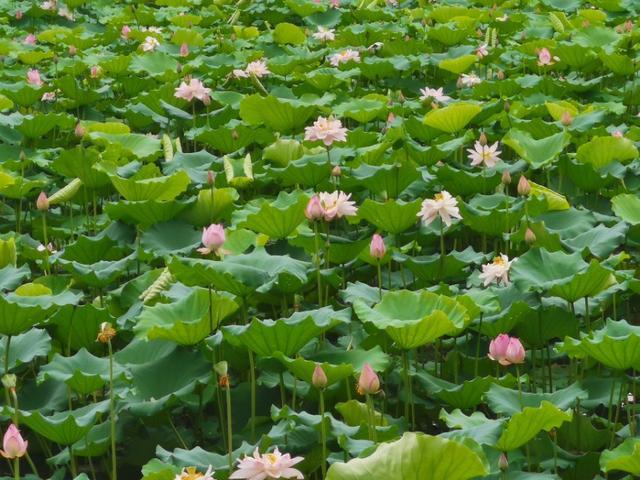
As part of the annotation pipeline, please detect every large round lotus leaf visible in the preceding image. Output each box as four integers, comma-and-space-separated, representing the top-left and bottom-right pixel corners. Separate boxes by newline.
268, 153, 332, 187
438, 54, 477, 74
601, 437, 640, 476
423, 102, 481, 133
17, 113, 75, 138
237, 190, 308, 239
51, 147, 110, 189
0, 328, 51, 374
495, 401, 572, 451
239, 94, 318, 133
57, 254, 136, 288
307, 344, 390, 373
0, 294, 52, 335
49, 304, 115, 353
458, 195, 527, 236
529, 181, 569, 210
558, 320, 640, 370
344, 162, 420, 197
109, 170, 190, 202
223, 307, 350, 356
58, 235, 123, 264
325, 432, 488, 480
353, 290, 469, 349
611, 194, 640, 225
416, 372, 515, 410
436, 164, 502, 196
88, 132, 161, 161
401, 248, 486, 282
134, 288, 238, 345
502, 129, 570, 169
333, 98, 387, 124
140, 220, 202, 256
181, 188, 239, 226
357, 198, 421, 235
576, 136, 638, 169
104, 200, 194, 226
485, 383, 588, 416
0, 264, 30, 291
272, 352, 354, 387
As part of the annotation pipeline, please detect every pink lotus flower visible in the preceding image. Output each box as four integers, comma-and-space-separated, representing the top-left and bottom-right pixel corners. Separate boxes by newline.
174, 78, 212, 104
121, 25, 131, 40
175, 466, 215, 480
41, 0, 56, 11
90, 65, 102, 79
476, 44, 489, 58
15, 11, 23, 20
68, 45, 77, 55
24, 34, 36, 45
560, 111, 572, 126
141, 36, 160, 52
328, 49, 360, 67
467, 141, 502, 168
245, 59, 270, 78
27, 69, 43, 87
488, 334, 525, 366
312, 364, 328, 389
357, 363, 380, 395
0, 424, 28, 459
180, 43, 189, 57
230, 447, 303, 480
58, 6, 73, 20
612, 130, 624, 138
304, 116, 347, 146
197, 224, 225, 256
313, 26, 335, 42
318, 191, 358, 221
75, 123, 86, 138
479, 253, 515, 286
537, 48, 558, 66
36, 191, 49, 211
370, 233, 386, 260
330, 0, 340, 8
305, 195, 325, 221
417, 191, 461, 227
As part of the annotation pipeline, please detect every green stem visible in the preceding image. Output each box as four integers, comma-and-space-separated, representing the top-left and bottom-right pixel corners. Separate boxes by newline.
439, 222, 445, 277
314, 222, 323, 306
4, 335, 11, 406
516, 364, 523, 410
225, 385, 233, 472
474, 314, 483, 377
13, 457, 19, 480
376, 261, 382, 301
319, 389, 327, 478
108, 340, 117, 480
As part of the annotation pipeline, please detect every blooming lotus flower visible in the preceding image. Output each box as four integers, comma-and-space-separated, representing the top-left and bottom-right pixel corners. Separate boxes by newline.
488, 334, 525, 366
312, 364, 328, 389
0, 424, 28, 459
304, 116, 348, 146
330, 0, 340, 7
174, 78, 212, 104
313, 26, 335, 42
246, 59, 270, 78
417, 191, 461, 227
370, 233, 386, 260
27, 69, 43, 87
41, 0, 56, 10
419, 87, 451, 104
328, 49, 360, 67
476, 44, 489, 58
467, 141, 502, 168
175, 466, 215, 480
537, 48, 558, 66
612, 130, 624, 138
318, 191, 358, 221
230, 447, 303, 480
305, 195, 325, 221
24, 34, 36, 45
479, 253, 515, 286
357, 363, 380, 395
197, 224, 225, 256
141, 36, 160, 52
180, 43, 190, 57
121, 25, 131, 40
37, 242, 57, 253
58, 6, 73, 20
458, 73, 482, 88
41, 91, 56, 102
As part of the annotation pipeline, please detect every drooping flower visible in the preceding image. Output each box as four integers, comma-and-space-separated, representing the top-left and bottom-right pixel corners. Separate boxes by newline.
180, 43, 190, 57
27, 69, 43, 87
24, 34, 36, 45
419, 87, 451, 104
328, 49, 360, 67
488, 334, 525, 366
0, 424, 28, 459
96, 322, 116, 343
230, 447, 304, 480
197, 224, 226, 256
312, 364, 328, 389
417, 191, 462, 227
174, 78, 212, 104
370, 234, 386, 260
467, 141, 502, 168
476, 44, 489, 58
357, 363, 380, 395
304, 116, 348, 146
457, 73, 482, 88
305, 195, 325, 221
121, 25, 131, 40
479, 253, 515, 286
318, 191, 358, 221
313, 26, 335, 42
174, 466, 216, 480
537, 47, 558, 66
141, 36, 160, 52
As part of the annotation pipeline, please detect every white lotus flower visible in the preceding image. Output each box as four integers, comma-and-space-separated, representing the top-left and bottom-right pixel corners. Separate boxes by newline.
417, 191, 462, 227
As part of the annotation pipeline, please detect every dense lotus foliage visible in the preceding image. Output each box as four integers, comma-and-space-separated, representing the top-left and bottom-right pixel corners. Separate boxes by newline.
1, 0, 640, 478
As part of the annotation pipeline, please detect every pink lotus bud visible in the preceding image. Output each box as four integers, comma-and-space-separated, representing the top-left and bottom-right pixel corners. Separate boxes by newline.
525, 227, 536, 245
498, 452, 509, 472
68, 45, 77, 55
24, 34, 36, 45
0, 424, 28, 459
27, 69, 43, 87
331, 165, 342, 177
305, 195, 325, 221
357, 363, 380, 395
312, 364, 328, 389
560, 111, 573, 126
386, 112, 395, 124
370, 233, 386, 260
121, 25, 131, 40
488, 334, 525, 366
197, 224, 225, 255
501, 170, 511, 185
330, 0, 339, 7
517, 175, 530, 196
36, 191, 49, 211
625, 20, 633, 32
207, 170, 216, 185
75, 123, 85, 138
612, 130, 623, 138
505, 337, 525, 364
90, 65, 102, 79
180, 43, 189, 57
15, 11, 23, 20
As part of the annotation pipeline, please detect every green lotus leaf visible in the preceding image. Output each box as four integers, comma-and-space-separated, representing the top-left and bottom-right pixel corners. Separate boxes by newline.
326, 432, 488, 480
601, 437, 640, 476
0, 328, 51, 374
545, 101, 579, 121
423, 102, 481, 133
89, 132, 161, 161
438, 55, 477, 74
0, 237, 16, 268
104, 200, 194, 226
0, 264, 30, 291
333, 98, 387, 124
273, 22, 307, 45
458, 195, 527, 236
72, 421, 110, 457
502, 129, 570, 168
268, 153, 332, 187
358, 198, 421, 235
237, 190, 308, 239
436, 164, 502, 196
130, 52, 179, 76
181, 188, 239, 226
262, 138, 304, 167
0, 294, 52, 335
58, 255, 136, 288
485, 383, 588, 416
140, 221, 202, 256
196, 124, 268, 154
223, 153, 254, 189
576, 136, 638, 169
272, 352, 354, 387
344, 162, 420, 198
439, 409, 504, 446
428, 25, 475, 46
134, 288, 238, 345
416, 372, 515, 409
495, 401, 572, 451
17, 113, 75, 138
289, 231, 369, 265
109, 170, 190, 202
223, 307, 350, 356
401, 248, 485, 282
557, 413, 609, 452
239, 94, 318, 133
49, 304, 115, 353
611, 194, 640, 225
353, 290, 469, 349
59, 235, 123, 264
529, 181, 569, 210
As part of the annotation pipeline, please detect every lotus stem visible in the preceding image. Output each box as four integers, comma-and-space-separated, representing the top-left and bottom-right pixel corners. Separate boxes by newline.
439, 222, 445, 277
376, 261, 382, 301
226, 381, 233, 472
107, 339, 117, 480
365, 393, 376, 442
314, 222, 323, 306
319, 388, 327, 478
13, 457, 19, 480
41, 215, 50, 275
474, 314, 483, 377
515, 364, 523, 410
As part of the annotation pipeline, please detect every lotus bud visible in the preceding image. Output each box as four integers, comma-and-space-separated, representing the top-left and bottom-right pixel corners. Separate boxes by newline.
75, 123, 85, 138
560, 111, 573, 126
612, 130, 623, 138
517, 176, 531, 196
312, 364, 328, 389
0, 424, 28, 459
478, 132, 488, 146
19, 151, 26, 162
36, 191, 49, 211
357, 363, 380, 395
625, 20, 633, 32
386, 112, 396, 125
179, 43, 189, 57
501, 170, 511, 185
1, 374, 16, 390
97, 322, 116, 343
331, 165, 342, 177
231, 129, 239, 140
525, 227, 536, 245
498, 452, 509, 472
370, 233, 386, 260
215, 361, 230, 388
121, 25, 131, 40
497, 70, 505, 80
505, 337, 526, 364
207, 170, 216, 185
68, 45, 77, 55
305, 195, 324, 221
15, 11, 23, 20
90, 65, 102, 78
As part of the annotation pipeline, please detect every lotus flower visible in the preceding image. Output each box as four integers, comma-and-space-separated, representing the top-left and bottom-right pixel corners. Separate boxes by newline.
419, 87, 451, 104
174, 78, 212, 104
457, 73, 482, 88
304, 116, 348, 146
41, 91, 56, 102
141, 36, 160, 52
612, 130, 624, 138
370, 234, 386, 260
180, 43, 189, 57
476, 44, 489, 58
313, 26, 335, 42
197, 224, 225, 256
41, 0, 56, 10
357, 363, 380, 395
27, 69, 43, 87
24, 34, 36, 45
417, 191, 462, 227
175, 466, 215, 480
90, 65, 102, 78
537, 48, 558, 66
312, 364, 328, 389
230, 447, 304, 480
318, 191, 358, 221
517, 175, 531, 196
305, 195, 325, 221
36, 191, 49, 211
121, 25, 131, 40
467, 141, 502, 168
479, 254, 515, 286
488, 334, 525, 366
0, 424, 28, 459
328, 49, 360, 66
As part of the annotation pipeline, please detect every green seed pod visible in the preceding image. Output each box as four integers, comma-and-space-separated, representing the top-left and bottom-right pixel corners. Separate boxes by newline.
175, 137, 183, 153
140, 268, 175, 304
549, 13, 565, 33
48, 178, 82, 205
162, 134, 174, 162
